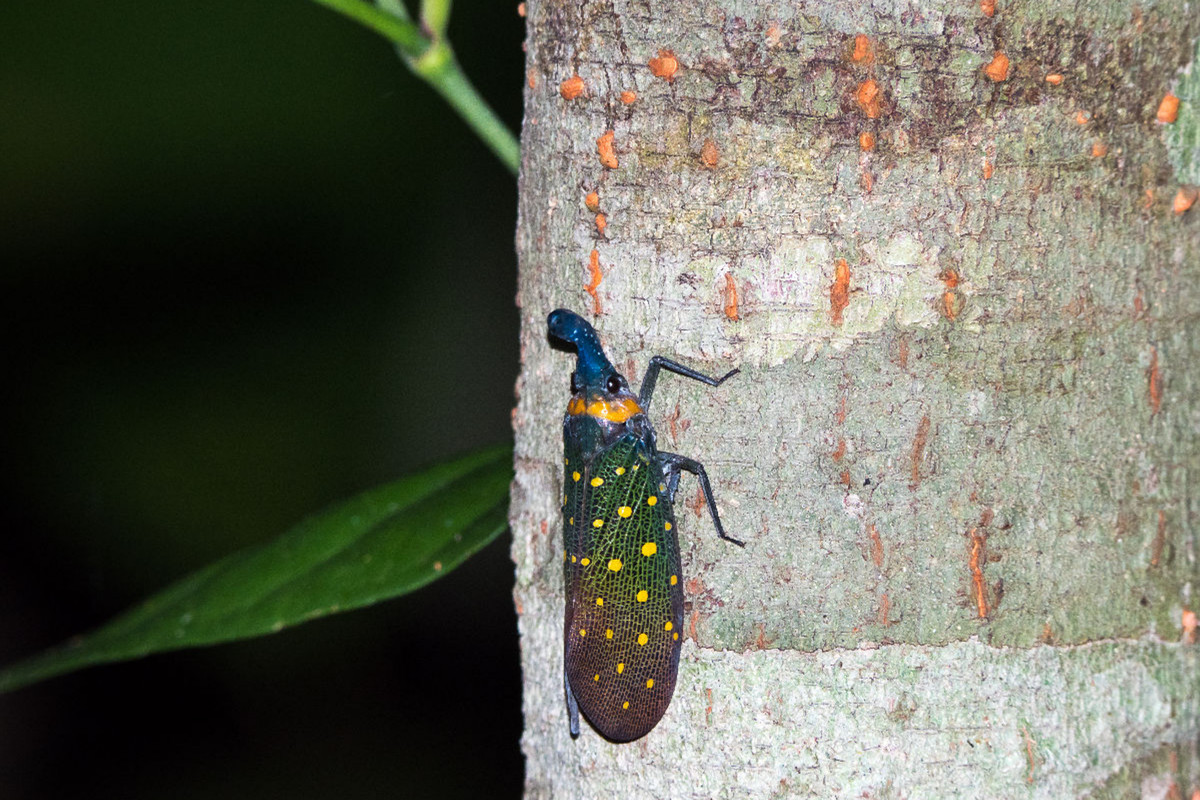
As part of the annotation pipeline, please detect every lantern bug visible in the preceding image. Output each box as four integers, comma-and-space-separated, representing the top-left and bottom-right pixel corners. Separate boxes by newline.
547, 308, 743, 742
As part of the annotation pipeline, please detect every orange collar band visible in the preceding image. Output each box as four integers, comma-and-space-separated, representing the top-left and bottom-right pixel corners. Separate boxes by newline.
567, 395, 642, 423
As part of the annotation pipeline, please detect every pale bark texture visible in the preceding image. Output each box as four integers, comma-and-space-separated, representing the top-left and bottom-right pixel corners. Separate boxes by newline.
510, 0, 1199, 796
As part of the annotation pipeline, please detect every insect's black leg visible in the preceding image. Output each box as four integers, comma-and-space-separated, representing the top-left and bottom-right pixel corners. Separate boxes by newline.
638, 356, 739, 410
565, 672, 580, 738
659, 451, 745, 547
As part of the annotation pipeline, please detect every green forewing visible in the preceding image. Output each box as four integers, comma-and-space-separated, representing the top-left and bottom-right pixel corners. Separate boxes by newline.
562, 434, 683, 741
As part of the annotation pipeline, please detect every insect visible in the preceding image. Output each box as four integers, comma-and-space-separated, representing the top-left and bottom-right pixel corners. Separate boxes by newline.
547, 308, 744, 742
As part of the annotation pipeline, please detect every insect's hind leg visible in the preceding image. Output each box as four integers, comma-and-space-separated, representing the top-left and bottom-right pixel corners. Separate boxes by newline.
638, 356, 738, 410
660, 452, 745, 547
565, 672, 580, 737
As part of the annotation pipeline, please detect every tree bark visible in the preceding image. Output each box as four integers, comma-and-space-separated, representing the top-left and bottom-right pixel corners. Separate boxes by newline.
511, 0, 1199, 797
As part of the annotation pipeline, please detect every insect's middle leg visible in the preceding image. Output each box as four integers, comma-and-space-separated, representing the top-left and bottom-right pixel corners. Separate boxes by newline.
660, 451, 745, 547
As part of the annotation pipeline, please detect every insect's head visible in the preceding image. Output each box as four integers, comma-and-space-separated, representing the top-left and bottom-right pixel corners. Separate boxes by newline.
548, 309, 641, 421
547, 308, 620, 390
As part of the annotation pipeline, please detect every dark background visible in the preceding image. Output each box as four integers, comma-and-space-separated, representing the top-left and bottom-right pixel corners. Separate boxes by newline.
0, 1, 524, 797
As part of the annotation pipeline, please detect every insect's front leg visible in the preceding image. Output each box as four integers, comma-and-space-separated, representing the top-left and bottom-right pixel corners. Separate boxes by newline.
638, 356, 739, 410
659, 451, 745, 547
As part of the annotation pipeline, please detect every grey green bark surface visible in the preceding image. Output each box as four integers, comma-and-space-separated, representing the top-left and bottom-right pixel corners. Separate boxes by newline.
510, 0, 1199, 797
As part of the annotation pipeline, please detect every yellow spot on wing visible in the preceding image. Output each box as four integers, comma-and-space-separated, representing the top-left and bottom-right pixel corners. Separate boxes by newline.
641, 542, 657, 556
664, 522, 672, 531
579, 629, 586, 637
570, 555, 577, 563
664, 621, 673, 631
605, 629, 613, 638
622, 701, 630, 709
590, 477, 604, 487
670, 574, 677, 585
637, 633, 649, 645
608, 558, 623, 572
646, 679, 654, 688
673, 632, 679, 640
615, 467, 625, 476
572, 471, 581, 482
594, 674, 600, 681
618, 506, 632, 518
647, 496, 658, 506
595, 597, 604, 606
592, 518, 604, 528
617, 662, 625, 673
580, 557, 590, 566
636, 590, 648, 602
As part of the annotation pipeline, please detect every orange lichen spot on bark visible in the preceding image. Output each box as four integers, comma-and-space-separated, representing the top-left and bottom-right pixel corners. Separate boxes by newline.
596, 130, 618, 169
619, 90, 637, 105
832, 438, 846, 462
861, 169, 875, 193
1090, 140, 1108, 158
980, 0, 996, 15
765, 24, 783, 48
585, 249, 603, 315
1074, 110, 1090, 125
700, 139, 720, 168
559, 74, 585, 100
982, 160, 994, 180
1157, 92, 1180, 124
910, 414, 930, 489
878, 593, 891, 626
859, 131, 876, 151
983, 52, 1010, 82
687, 486, 706, 519
830, 258, 851, 325
840, 469, 852, 486
940, 269, 960, 320
517, 2, 526, 16
1174, 186, 1198, 215
648, 49, 679, 81
1151, 509, 1167, 567
1022, 726, 1037, 784
851, 34, 874, 64
969, 527, 989, 619
594, 213, 607, 235
704, 687, 713, 724
1182, 608, 1197, 644
689, 609, 700, 640
526, 68, 538, 89
1143, 188, 1156, 210
584, 191, 600, 212
1148, 346, 1162, 415
722, 272, 740, 320
1044, 73, 1064, 85
868, 524, 884, 568
835, 392, 848, 426
753, 623, 774, 650
855, 79, 882, 118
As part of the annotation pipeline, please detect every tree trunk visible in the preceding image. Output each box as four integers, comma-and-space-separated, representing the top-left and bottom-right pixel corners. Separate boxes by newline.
511, 0, 1199, 796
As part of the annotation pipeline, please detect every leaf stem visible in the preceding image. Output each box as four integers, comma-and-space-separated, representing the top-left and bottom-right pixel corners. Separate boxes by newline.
311, 0, 519, 175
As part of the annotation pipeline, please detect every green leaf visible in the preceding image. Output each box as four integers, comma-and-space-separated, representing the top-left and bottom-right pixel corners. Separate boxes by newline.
0, 444, 513, 694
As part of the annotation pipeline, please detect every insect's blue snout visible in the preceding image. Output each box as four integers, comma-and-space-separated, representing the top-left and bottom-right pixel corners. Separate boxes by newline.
548, 308, 614, 388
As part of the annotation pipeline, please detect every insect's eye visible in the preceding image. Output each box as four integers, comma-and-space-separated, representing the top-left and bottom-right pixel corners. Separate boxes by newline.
570, 372, 580, 394
606, 375, 622, 394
